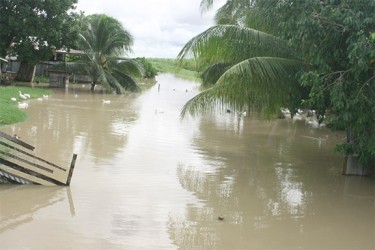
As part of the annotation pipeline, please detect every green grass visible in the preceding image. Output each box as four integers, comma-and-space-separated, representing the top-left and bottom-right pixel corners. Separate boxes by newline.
0, 86, 50, 126
33, 75, 50, 83
148, 58, 201, 81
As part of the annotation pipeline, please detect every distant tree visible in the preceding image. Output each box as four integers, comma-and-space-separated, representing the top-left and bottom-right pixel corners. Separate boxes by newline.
0, 0, 80, 82
135, 57, 157, 78
72, 14, 143, 93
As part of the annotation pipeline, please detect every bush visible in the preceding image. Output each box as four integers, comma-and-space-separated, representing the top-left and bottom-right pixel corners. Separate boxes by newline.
135, 57, 158, 78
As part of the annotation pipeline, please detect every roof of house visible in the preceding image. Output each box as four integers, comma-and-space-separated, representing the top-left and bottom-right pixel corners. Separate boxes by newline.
54, 49, 84, 55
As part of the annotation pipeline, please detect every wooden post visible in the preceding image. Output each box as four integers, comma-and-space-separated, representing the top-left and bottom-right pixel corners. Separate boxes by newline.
65, 154, 77, 186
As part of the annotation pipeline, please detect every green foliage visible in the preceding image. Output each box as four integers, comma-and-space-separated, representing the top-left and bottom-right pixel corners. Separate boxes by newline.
178, 4, 306, 117
148, 58, 200, 81
178, 25, 294, 66
276, 0, 375, 166
0, 104, 27, 126
135, 58, 157, 78
180, 0, 375, 166
200, 62, 230, 87
181, 57, 305, 117
0, 0, 80, 62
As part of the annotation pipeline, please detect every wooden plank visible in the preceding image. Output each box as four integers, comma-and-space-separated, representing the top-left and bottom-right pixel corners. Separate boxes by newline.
0, 131, 77, 186
0, 165, 54, 185
0, 141, 66, 171
0, 131, 35, 151
0, 150, 53, 173
0, 158, 66, 186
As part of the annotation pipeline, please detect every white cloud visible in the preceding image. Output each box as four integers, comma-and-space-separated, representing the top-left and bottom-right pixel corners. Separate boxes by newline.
75, 0, 224, 58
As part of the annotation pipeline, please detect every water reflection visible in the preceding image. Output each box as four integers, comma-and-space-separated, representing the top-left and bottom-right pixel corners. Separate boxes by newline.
0, 185, 72, 233
171, 115, 374, 249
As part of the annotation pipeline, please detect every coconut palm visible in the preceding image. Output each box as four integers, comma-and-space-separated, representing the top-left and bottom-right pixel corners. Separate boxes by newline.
178, 0, 306, 117
72, 14, 143, 93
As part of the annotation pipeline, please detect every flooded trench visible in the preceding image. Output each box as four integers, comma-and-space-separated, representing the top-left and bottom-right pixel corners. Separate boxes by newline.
0, 73, 374, 249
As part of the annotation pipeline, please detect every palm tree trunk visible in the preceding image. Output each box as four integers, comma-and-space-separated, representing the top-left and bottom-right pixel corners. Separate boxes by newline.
90, 82, 96, 91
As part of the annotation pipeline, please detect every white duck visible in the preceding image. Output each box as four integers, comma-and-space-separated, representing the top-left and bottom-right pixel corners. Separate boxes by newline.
102, 99, 111, 104
19, 91, 27, 100
17, 102, 29, 109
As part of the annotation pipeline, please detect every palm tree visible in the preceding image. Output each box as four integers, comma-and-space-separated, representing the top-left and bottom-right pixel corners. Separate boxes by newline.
178, 0, 306, 117
72, 14, 143, 93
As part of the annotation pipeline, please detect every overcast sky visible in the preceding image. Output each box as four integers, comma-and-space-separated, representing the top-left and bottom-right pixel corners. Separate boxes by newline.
75, 0, 224, 58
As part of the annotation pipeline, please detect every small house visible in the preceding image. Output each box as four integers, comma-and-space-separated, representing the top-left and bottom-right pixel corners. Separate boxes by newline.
48, 69, 71, 88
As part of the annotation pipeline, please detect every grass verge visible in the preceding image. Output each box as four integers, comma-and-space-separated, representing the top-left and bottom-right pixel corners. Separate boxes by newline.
0, 86, 50, 126
148, 58, 201, 81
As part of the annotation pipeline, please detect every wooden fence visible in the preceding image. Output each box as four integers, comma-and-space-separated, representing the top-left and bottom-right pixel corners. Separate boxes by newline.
0, 131, 77, 185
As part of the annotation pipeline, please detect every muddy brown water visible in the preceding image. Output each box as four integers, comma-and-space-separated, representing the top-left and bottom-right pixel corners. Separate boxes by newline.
0, 73, 374, 249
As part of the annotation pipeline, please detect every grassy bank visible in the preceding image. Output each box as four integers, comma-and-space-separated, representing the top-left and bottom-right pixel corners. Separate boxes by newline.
148, 58, 201, 81
0, 86, 50, 126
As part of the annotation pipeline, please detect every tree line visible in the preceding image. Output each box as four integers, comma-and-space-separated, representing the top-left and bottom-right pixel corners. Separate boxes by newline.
0, 0, 156, 93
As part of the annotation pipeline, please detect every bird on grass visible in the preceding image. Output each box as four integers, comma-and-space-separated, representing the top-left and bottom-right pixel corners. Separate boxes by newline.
19, 91, 28, 100
17, 102, 29, 109
10, 97, 17, 101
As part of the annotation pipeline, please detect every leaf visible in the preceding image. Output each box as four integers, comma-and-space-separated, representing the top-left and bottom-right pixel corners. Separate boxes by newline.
181, 57, 305, 117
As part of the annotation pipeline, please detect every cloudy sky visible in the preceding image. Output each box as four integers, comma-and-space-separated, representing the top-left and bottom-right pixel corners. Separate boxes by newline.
75, 0, 224, 58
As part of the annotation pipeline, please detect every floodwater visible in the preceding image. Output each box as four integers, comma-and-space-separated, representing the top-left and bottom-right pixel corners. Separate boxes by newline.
0, 73, 374, 249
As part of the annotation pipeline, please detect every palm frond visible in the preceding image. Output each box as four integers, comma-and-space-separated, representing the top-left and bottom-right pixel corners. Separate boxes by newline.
83, 14, 133, 55
244, 0, 283, 35
112, 58, 144, 78
177, 25, 294, 65
110, 69, 140, 93
62, 61, 87, 74
215, 0, 252, 25
200, 0, 215, 13
181, 57, 306, 118
200, 62, 230, 87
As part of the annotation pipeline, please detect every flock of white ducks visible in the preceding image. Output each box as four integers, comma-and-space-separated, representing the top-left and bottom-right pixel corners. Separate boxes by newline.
9, 91, 49, 109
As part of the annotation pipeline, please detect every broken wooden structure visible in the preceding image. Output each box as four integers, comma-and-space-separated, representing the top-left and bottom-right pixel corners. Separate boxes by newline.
0, 131, 77, 185
47, 69, 71, 88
